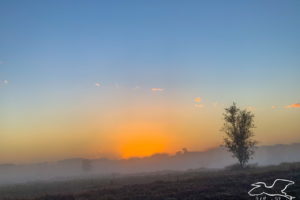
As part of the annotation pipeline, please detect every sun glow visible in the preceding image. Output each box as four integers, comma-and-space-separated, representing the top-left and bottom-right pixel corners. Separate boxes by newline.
114, 121, 172, 158
120, 135, 167, 158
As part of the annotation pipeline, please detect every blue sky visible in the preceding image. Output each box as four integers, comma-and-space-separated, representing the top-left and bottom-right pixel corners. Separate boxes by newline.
1, 1, 299, 101
0, 0, 300, 162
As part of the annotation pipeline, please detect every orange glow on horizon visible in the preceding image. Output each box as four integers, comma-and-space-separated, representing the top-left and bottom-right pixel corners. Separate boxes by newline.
120, 135, 167, 158
113, 121, 174, 158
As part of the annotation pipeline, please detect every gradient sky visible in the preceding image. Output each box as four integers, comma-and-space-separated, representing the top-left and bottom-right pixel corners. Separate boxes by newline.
0, 0, 300, 163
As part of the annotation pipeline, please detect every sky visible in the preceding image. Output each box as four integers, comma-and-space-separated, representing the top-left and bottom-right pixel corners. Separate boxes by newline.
0, 0, 300, 163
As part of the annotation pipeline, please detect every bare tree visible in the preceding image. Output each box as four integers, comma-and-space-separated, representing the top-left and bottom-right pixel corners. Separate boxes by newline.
222, 103, 257, 168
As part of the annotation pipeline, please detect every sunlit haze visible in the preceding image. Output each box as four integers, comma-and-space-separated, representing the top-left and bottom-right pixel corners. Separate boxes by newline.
0, 0, 299, 164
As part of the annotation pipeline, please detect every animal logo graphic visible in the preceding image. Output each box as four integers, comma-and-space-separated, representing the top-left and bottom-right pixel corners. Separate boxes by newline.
248, 179, 295, 200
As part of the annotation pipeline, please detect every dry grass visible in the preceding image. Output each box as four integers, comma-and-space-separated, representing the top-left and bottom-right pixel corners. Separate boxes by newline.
1, 162, 300, 200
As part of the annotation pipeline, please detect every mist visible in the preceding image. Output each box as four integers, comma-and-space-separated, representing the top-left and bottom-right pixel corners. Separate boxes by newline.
1, 143, 300, 186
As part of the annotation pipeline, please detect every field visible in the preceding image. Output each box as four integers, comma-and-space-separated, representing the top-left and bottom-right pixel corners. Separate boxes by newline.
1, 163, 299, 200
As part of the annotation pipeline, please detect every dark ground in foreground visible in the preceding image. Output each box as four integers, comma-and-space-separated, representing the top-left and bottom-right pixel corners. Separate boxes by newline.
1, 163, 300, 200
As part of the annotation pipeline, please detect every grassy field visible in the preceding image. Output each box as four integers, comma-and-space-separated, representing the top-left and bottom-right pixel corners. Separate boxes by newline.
1, 162, 299, 200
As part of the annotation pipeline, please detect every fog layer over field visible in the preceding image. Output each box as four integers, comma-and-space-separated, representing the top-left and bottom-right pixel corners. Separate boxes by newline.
1, 143, 300, 185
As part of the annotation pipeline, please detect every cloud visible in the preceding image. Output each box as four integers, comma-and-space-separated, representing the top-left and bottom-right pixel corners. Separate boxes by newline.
195, 104, 204, 108
151, 88, 164, 92
95, 82, 101, 87
194, 97, 202, 103
285, 103, 300, 108
271, 106, 276, 109
0, 80, 8, 87
0, 61, 3, 65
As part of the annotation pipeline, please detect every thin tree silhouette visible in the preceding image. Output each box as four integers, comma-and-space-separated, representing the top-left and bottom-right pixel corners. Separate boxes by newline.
221, 102, 257, 168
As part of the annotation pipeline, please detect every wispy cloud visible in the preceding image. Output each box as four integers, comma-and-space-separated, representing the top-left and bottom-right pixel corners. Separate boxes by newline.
0, 61, 3, 65
95, 82, 101, 87
271, 105, 276, 109
194, 97, 202, 103
194, 97, 204, 108
0, 80, 8, 87
151, 88, 164, 92
285, 103, 300, 108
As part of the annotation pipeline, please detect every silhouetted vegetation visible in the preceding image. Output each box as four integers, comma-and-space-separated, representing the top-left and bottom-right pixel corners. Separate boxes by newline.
222, 103, 257, 168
